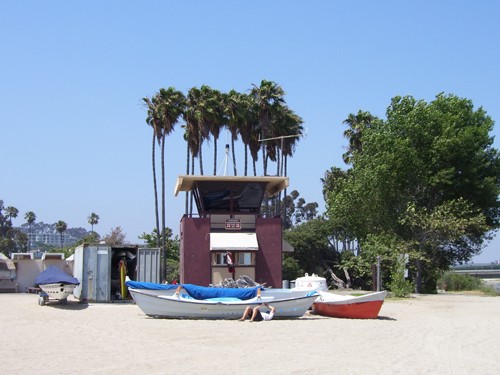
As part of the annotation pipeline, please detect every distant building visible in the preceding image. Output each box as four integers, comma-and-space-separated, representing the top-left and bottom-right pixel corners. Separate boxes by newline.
17, 227, 78, 248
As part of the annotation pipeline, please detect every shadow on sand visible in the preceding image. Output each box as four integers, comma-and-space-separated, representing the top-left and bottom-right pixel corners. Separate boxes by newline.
39, 299, 89, 311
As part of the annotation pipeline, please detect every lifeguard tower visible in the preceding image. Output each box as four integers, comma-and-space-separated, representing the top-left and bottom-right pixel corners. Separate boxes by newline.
174, 175, 289, 287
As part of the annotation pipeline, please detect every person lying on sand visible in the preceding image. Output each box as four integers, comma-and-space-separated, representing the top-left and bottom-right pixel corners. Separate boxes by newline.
238, 302, 275, 322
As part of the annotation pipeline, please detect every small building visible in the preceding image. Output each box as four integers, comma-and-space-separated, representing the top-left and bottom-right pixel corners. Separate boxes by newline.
175, 175, 290, 288
73, 244, 160, 302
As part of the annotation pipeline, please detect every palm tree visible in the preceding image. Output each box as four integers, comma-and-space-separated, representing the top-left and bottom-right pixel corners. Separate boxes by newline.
274, 106, 304, 177
342, 110, 375, 164
238, 94, 259, 176
200, 86, 226, 176
156, 87, 186, 282
55, 220, 67, 249
249, 130, 261, 176
5, 206, 19, 226
186, 87, 205, 175
143, 93, 163, 248
250, 80, 285, 175
88, 212, 99, 233
24, 211, 36, 252
275, 107, 304, 218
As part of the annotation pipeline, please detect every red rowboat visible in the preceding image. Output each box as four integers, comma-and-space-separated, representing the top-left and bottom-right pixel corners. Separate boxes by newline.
313, 290, 387, 319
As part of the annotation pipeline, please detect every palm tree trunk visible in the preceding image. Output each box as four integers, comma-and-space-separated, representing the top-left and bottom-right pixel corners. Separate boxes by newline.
161, 135, 167, 282
244, 144, 248, 176
262, 147, 267, 175
232, 138, 237, 176
28, 224, 32, 252
152, 134, 160, 247
190, 155, 195, 216
199, 133, 204, 175
185, 142, 190, 215
213, 138, 217, 175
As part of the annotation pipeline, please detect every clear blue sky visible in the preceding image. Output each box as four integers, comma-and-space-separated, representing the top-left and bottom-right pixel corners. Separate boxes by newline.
2, 1, 499, 263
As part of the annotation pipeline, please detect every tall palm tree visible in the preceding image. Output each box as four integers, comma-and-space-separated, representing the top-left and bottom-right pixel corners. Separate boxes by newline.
55, 220, 67, 249
5, 206, 19, 226
24, 211, 36, 252
186, 87, 205, 175
224, 90, 246, 176
250, 80, 285, 175
342, 110, 374, 164
273, 106, 304, 177
237, 94, 261, 176
88, 212, 99, 233
201, 86, 226, 176
249, 130, 261, 176
143, 93, 163, 247
184, 88, 203, 215
156, 87, 186, 282
275, 108, 304, 218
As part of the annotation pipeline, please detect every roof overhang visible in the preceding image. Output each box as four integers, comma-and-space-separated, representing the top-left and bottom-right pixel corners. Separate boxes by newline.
174, 175, 289, 198
174, 175, 289, 215
210, 232, 259, 251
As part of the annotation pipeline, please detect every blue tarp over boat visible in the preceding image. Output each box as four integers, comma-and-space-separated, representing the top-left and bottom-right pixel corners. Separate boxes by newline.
126, 280, 179, 290
35, 265, 80, 285
182, 284, 260, 300
125, 280, 261, 300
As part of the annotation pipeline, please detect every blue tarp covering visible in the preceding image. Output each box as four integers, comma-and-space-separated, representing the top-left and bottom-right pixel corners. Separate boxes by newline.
182, 284, 260, 300
125, 280, 261, 300
35, 265, 80, 285
126, 280, 178, 290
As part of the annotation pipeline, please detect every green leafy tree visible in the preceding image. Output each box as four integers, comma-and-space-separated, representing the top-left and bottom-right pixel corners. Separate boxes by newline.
327, 93, 500, 292
75, 231, 100, 246
284, 218, 337, 279
282, 255, 303, 281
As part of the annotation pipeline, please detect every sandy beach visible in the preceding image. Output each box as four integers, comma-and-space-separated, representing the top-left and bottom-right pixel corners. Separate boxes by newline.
3, 292, 499, 375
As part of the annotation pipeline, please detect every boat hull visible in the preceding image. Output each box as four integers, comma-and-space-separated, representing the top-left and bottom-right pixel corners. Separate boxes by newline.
125, 280, 318, 299
129, 288, 318, 319
313, 291, 387, 319
39, 283, 77, 300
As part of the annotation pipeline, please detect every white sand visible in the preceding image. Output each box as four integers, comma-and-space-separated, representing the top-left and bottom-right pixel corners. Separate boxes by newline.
2, 292, 499, 375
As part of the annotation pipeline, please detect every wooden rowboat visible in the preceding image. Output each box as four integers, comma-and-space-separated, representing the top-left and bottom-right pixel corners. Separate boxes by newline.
313, 291, 387, 319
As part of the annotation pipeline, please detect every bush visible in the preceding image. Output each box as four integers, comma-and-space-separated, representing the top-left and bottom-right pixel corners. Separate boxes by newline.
437, 272, 484, 291
387, 257, 414, 297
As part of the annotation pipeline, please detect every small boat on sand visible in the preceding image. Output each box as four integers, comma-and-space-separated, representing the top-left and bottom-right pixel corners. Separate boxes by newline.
35, 265, 80, 305
125, 279, 319, 299
126, 281, 318, 319
312, 290, 387, 319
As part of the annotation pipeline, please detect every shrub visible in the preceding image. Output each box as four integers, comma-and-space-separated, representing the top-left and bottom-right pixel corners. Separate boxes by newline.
387, 256, 414, 297
437, 272, 484, 291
